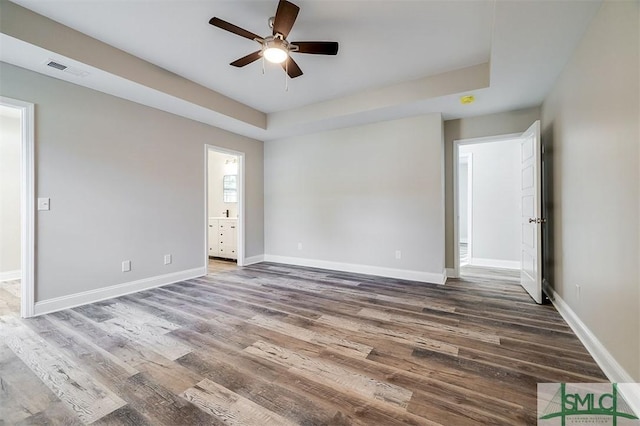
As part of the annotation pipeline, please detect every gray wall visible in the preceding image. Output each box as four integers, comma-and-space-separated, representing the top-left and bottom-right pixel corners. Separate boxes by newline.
265, 114, 445, 277
541, 0, 639, 380
460, 139, 520, 265
444, 106, 541, 268
0, 62, 264, 302
0, 114, 21, 276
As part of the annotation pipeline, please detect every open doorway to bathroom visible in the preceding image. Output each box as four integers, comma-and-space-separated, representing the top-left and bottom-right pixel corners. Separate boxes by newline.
206, 145, 244, 274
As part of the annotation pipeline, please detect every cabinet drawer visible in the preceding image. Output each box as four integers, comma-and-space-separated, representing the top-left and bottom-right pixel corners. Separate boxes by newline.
218, 220, 237, 230
218, 246, 237, 259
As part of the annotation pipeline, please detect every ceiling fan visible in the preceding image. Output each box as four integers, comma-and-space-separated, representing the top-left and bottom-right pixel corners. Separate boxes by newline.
209, 0, 339, 79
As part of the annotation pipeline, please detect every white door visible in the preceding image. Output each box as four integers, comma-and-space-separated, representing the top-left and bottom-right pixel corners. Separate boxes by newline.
520, 120, 543, 304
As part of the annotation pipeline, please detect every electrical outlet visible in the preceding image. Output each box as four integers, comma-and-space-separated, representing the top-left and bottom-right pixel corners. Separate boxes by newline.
297, 242, 302, 250
37, 197, 50, 211
395, 250, 402, 260
164, 254, 172, 265
576, 284, 581, 300
122, 260, 131, 272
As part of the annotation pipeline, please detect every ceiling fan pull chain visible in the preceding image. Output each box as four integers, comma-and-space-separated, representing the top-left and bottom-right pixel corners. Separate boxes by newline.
262, 56, 265, 75
285, 60, 289, 91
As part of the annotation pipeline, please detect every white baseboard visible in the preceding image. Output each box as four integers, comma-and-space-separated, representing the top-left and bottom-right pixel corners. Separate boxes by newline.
617, 383, 640, 418
545, 285, 640, 417
263, 255, 446, 285
446, 268, 458, 279
33, 267, 206, 316
470, 257, 520, 270
0, 269, 21, 282
243, 255, 265, 266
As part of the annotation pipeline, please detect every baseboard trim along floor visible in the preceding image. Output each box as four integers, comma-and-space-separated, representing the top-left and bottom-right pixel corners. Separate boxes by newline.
263, 254, 447, 284
33, 267, 207, 316
544, 283, 640, 417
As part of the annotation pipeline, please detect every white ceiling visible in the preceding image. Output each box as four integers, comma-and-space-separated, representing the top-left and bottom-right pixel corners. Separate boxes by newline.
2, 0, 602, 139
7, 0, 496, 113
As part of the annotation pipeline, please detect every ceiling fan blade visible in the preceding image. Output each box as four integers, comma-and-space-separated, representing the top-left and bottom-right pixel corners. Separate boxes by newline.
209, 17, 263, 42
281, 56, 303, 78
291, 41, 339, 55
230, 51, 262, 67
272, 0, 299, 38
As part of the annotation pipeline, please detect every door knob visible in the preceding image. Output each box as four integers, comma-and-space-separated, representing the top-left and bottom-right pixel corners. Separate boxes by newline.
529, 218, 546, 224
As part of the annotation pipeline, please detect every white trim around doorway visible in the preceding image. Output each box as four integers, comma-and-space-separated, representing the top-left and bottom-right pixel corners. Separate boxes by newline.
1, 96, 35, 318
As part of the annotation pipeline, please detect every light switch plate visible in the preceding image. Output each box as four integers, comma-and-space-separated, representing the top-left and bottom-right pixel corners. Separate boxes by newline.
122, 260, 131, 272
164, 254, 172, 265
37, 197, 50, 211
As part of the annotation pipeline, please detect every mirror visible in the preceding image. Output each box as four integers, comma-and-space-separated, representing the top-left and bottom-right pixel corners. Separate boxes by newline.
223, 175, 237, 203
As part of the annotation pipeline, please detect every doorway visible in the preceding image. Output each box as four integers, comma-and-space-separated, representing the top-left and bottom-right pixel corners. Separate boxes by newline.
0, 97, 34, 318
458, 153, 473, 267
453, 133, 523, 280
205, 145, 244, 273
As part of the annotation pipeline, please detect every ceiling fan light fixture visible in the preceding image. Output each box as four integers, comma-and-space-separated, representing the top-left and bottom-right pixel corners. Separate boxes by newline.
262, 37, 289, 63
263, 46, 288, 63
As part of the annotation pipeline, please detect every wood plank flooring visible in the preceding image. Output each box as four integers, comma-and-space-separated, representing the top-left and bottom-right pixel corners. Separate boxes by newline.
0, 279, 20, 317
0, 263, 606, 425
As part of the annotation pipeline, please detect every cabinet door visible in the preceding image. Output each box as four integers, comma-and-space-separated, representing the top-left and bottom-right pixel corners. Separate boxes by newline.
228, 222, 238, 246
219, 246, 237, 260
208, 219, 218, 256
217, 220, 237, 259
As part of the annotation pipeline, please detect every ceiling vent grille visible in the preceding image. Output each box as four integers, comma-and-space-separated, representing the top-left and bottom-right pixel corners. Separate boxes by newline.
44, 59, 89, 77
47, 61, 67, 71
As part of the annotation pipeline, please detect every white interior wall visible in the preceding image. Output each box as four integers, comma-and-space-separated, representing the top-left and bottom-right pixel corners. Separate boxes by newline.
541, 0, 639, 381
264, 114, 446, 283
0, 113, 21, 278
208, 150, 238, 219
458, 158, 469, 243
460, 140, 521, 268
0, 62, 264, 304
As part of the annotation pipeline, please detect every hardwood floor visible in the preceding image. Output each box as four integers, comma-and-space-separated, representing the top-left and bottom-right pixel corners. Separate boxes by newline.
0, 263, 606, 425
460, 265, 521, 282
208, 258, 239, 275
0, 279, 20, 317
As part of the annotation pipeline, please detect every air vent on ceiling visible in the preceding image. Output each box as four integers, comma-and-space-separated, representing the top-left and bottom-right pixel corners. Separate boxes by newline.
47, 61, 67, 71
44, 59, 89, 78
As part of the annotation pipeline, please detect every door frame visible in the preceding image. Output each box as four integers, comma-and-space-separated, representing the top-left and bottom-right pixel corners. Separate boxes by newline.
452, 132, 521, 278
1, 96, 35, 318
204, 144, 245, 267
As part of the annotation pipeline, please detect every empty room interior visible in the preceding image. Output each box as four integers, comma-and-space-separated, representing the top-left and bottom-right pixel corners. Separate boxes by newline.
0, 0, 638, 424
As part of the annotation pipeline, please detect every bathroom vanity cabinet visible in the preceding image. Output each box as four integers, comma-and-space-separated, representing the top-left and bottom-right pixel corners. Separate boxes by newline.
208, 217, 237, 260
